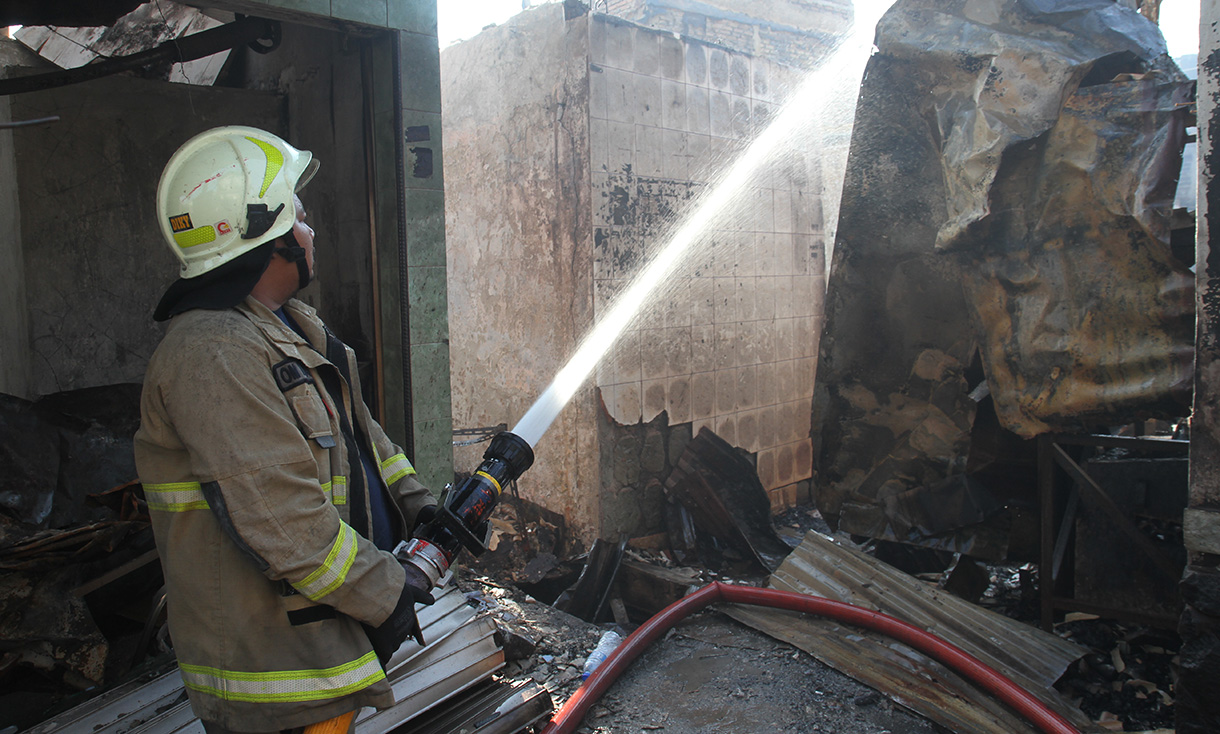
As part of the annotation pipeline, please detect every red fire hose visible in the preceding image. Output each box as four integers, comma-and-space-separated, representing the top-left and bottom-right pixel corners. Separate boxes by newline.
540, 581, 1081, 734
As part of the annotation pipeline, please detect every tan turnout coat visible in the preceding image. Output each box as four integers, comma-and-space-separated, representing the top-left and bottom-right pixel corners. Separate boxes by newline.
134, 296, 435, 731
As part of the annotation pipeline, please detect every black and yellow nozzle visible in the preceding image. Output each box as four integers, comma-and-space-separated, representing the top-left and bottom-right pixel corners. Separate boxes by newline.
395, 432, 535, 588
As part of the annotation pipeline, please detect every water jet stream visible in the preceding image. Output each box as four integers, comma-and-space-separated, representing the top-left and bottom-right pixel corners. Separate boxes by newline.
512, 1, 895, 448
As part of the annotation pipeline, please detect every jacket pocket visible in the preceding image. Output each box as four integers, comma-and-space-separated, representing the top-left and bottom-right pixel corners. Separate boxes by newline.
288, 385, 337, 449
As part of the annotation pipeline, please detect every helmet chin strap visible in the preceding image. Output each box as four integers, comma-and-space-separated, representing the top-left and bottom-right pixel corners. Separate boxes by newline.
274, 229, 313, 291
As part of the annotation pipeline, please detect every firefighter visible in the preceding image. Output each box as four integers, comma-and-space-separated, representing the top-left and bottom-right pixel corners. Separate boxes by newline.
134, 126, 437, 734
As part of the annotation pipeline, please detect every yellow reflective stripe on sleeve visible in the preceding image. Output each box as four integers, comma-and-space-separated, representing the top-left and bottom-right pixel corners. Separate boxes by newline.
318, 476, 348, 506
379, 453, 416, 486
293, 522, 357, 602
179, 651, 385, 703
143, 481, 210, 512
173, 226, 217, 249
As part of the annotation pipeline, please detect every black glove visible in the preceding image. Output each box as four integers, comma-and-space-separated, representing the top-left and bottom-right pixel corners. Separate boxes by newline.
411, 503, 439, 533
363, 573, 436, 666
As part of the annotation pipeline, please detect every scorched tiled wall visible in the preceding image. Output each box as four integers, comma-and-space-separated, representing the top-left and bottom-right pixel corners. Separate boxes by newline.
588, 16, 826, 511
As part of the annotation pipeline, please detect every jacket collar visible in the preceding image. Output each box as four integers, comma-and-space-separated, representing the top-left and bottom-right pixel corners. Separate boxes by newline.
237, 296, 330, 369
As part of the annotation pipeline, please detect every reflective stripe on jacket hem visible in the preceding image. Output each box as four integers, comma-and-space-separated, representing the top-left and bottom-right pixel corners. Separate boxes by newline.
144, 482, 209, 512
379, 453, 416, 486
293, 522, 358, 601
179, 651, 385, 703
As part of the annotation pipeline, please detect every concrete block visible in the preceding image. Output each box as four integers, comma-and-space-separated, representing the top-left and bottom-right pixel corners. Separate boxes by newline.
1185, 508, 1220, 554
777, 317, 796, 361
759, 405, 779, 449
400, 32, 441, 114
643, 379, 667, 423
635, 73, 662, 127
662, 79, 686, 130
685, 43, 707, 86
692, 325, 715, 373
775, 360, 796, 402
590, 69, 608, 122
729, 54, 750, 96
713, 277, 735, 323
735, 277, 757, 322
716, 369, 738, 414
410, 342, 452, 422
407, 265, 449, 344
758, 448, 777, 490
738, 409, 760, 452
757, 316, 777, 361
688, 132, 712, 183
737, 365, 758, 411
608, 120, 635, 175
730, 96, 751, 139
691, 371, 715, 419
663, 277, 692, 328
613, 432, 641, 484
709, 91, 732, 138
709, 48, 729, 89
753, 59, 770, 101
754, 278, 776, 325
635, 124, 663, 178
412, 415, 453, 498
795, 438, 813, 479
667, 376, 692, 424
659, 34, 684, 80
692, 416, 714, 439
605, 20, 634, 69
754, 189, 775, 238
604, 67, 635, 124
776, 276, 795, 319
757, 363, 777, 408
758, 230, 779, 277
661, 128, 688, 180
775, 232, 797, 275
590, 17, 607, 65
332, 0, 387, 27
403, 113, 444, 190
616, 327, 643, 383
665, 326, 693, 376
714, 412, 737, 444
611, 382, 643, 425
776, 443, 795, 485
714, 322, 738, 370
774, 189, 793, 234
634, 29, 660, 75
692, 278, 714, 326
406, 188, 445, 267
641, 328, 667, 381
796, 355, 816, 398
388, 1, 436, 34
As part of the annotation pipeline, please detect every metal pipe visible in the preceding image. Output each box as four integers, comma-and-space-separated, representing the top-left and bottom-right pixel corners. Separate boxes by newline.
541, 581, 1081, 734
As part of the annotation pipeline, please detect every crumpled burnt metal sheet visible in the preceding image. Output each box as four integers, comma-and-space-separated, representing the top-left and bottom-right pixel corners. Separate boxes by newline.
814, 0, 1192, 545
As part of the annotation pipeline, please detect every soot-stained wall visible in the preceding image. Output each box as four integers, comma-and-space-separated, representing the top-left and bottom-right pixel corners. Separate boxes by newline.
444, 4, 837, 543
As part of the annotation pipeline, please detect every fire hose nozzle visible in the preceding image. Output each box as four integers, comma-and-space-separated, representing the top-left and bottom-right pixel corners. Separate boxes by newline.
398, 431, 535, 590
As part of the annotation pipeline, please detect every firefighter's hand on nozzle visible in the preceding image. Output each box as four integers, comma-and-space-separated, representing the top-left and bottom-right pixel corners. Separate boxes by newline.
401, 561, 436, 605
363, 569, 434, 666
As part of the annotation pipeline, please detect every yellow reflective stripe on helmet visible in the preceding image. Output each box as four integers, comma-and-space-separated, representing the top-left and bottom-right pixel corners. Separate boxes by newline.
380, 453, 416, 486
172, 225, 217, 249
245, 136, 284, 199
179, 650, 385, 703
320, 476, 348, 506
294, 522, 357, 602
143, 481, 209, 512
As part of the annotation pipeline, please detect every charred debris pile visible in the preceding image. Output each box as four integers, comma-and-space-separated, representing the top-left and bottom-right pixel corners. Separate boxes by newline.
0, 387, 1184, 733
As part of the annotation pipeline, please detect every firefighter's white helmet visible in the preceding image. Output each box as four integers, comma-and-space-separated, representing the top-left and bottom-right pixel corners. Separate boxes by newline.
156, 126, 318, 278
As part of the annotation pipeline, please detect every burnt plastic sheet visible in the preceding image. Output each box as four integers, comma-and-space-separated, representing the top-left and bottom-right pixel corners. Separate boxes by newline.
814, 0, 1192, 545
665, 427, 791, 572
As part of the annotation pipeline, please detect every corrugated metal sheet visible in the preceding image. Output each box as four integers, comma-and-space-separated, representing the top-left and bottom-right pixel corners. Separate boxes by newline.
24, 577, 503, 734
724, 532, 1100, 733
